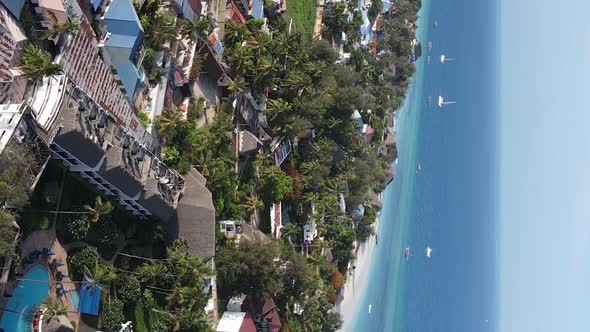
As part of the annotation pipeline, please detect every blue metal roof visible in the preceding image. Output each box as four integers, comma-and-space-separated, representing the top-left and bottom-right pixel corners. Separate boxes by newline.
0, 0, 25, 18
101, 0, 144, 100
104, 34, 138, 49
92, 0, 103, 11
250, 0, 264, 19
79, 281, 101, 316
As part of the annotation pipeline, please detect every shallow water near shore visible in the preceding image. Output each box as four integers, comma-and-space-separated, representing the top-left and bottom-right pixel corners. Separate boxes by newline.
344, 0, 499, 330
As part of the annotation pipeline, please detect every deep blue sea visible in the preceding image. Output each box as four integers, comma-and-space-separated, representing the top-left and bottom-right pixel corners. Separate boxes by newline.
348, 0, 499, 331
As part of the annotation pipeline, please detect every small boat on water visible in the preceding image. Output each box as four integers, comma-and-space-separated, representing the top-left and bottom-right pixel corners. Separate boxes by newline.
434, 19, 438, 29
375, 234, 379, 245
416, 163, 422, 173
440, 54, 455, 64
369, 304, 372, 314
426, 55, 431, 64
426, 246, 432, 258
405, 247, 410, 260
438, 96, 456, 108
428, 41, 432, 52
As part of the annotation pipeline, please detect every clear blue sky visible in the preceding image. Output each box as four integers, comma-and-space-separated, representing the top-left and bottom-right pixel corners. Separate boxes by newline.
499, 0, 590, 331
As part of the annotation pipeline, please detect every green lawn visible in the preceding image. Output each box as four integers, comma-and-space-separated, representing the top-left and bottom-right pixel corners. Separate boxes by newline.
286, 0, 317, 40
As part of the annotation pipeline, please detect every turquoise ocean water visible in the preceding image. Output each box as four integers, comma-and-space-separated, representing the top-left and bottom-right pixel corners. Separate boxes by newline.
348, 0, 499, 331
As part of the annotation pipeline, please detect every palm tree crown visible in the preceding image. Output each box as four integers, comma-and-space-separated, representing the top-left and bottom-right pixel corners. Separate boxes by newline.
41, 297, 67, 323
83, 196, 114, 222
20, 44, 63, 82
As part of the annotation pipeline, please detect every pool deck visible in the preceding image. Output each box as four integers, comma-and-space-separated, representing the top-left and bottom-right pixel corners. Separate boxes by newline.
6, 229, 82, 330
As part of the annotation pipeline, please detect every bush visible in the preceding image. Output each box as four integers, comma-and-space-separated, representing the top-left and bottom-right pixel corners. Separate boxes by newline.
0, 211, 17, 256
100, 298, 124, 330
89, 219, 124, 247
69, 247, 99, 279
189, 53, 207, 82
138, 111, 151, 127
117, 275, 141, 306
39, 216, 50, 230
65, 215, 91, 240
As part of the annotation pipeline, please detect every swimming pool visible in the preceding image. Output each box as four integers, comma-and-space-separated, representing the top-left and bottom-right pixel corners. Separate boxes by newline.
70, 289, 80, 309
0, 265, 50, 332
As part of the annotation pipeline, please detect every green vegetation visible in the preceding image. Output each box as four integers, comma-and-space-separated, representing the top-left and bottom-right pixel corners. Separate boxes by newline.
0, 211, 17, 256
20, 44, 63, 82
286, 0, 317, 40
41, 297, 68, 324
138, 111, 151, 127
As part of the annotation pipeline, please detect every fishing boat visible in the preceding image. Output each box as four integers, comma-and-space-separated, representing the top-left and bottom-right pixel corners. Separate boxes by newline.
416, 163, 422, 173
405, 247, 410, 260
369, 304, 372, 314
438, 96, 456, 108
440, 54, 455, 63
426, 246, 432, 258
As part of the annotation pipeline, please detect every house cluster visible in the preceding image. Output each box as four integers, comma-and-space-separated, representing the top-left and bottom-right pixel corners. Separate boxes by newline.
216, 294, 282, 332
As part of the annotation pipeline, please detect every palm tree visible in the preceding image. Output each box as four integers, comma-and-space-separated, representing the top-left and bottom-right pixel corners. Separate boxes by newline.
83, 196, 114, 222
253, 150, 273, 179
41, 297, 67, 323
83, 260, 117, 292
242, 196, 264, 215
227, 47, 254, 76
225, 20, 251, 46
180, 17, 210, 40
41, 12, 78, 40
282, 223, 300, 240
145, 12, 176, 48
20, 44, 63, 82
155, 108, 184, 138
165, 286, 201, 309
226, 76, 246, 97
265, 98, 291, 122
136, 262, 168, 285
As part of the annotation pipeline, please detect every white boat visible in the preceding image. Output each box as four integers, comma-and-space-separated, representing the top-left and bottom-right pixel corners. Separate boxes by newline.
438, 96, 456, 108
440, 54, 455, 63
416, 163, 422, 173
426, 246, 432, 258
368, 304, 372, 314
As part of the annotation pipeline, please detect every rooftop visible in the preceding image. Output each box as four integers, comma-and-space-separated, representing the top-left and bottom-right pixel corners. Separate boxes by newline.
0, 2, 27, 43
100, 0, 144, 100
44, 86, 215, 259
0, 103, 24, 154
0, 0, 25, 19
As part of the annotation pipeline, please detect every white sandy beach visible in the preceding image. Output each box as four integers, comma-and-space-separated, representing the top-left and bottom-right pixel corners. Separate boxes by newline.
335, 217, 380, 331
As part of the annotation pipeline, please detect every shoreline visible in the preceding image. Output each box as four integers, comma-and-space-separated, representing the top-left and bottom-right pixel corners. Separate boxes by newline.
335, 215, 380, 331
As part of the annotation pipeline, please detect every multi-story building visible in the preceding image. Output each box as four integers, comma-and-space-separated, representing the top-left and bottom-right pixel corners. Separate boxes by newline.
59, 16, 151, 145
95, 0, 145, 102
0, 3, 28, 104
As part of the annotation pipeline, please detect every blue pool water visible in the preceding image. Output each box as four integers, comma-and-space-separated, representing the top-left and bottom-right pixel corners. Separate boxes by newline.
0, 265, 50, 332
70, 289, 80, 309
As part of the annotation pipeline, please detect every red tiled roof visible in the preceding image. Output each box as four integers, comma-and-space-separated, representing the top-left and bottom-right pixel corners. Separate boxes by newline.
240, 313, 257, 332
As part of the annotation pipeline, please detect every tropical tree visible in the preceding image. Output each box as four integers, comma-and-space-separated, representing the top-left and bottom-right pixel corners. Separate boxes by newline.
116, 275, 141, 306
0, 210, 17, 256
216, 240, 283, 299
180, 17, 210, 40
136, 261, 168, 285
100, 298, 125, 330
154, 108, 184, 138
83, 260, 117, 292
281, 223, 300, 240
41, 12, 78, 40
224, 19, 251, 46
83, 196, 114, 222
41, 297, 67, 323
226, 76, 246, 97
259, 166, 293, 204
20, 44, 63, 82
242, 196, 264, 215
144, 12, 176, 49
